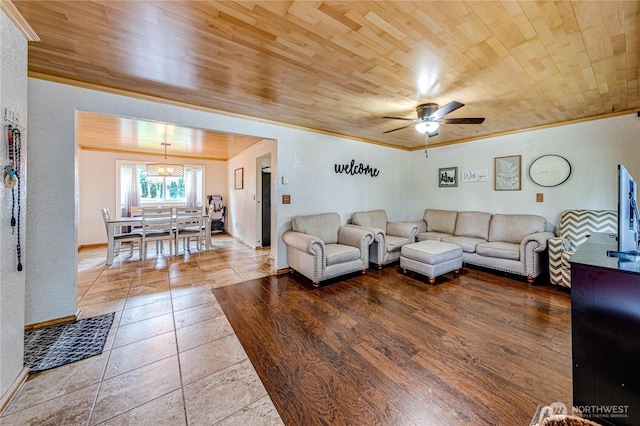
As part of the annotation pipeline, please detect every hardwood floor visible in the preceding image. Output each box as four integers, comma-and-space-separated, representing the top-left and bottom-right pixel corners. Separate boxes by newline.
214, 266, 572, 425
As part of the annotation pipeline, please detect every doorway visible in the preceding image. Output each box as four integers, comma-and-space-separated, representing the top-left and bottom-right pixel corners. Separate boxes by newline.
256, 153, 272, 248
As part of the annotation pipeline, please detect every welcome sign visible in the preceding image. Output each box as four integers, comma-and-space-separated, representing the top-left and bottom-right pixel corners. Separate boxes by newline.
335, 159, 380, 177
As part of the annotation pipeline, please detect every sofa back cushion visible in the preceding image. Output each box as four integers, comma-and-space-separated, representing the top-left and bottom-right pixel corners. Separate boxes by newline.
351, 210, 388, 231
292, 212, 341, 244
488, 214, 546, 243
424, 209, 458, 234
454, 211, 492, 240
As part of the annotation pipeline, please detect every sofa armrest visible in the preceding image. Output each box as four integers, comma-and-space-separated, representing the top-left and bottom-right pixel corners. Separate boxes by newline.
387, 221, 419, 240
345, 224, 384, 243
409, 220, 427, 234
338, 226, 375, 249
282, 230, 325, 255
520, 231, 555, 252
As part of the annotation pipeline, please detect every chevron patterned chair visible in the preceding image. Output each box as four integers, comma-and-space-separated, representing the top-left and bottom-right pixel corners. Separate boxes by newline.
548, 209, 617, 287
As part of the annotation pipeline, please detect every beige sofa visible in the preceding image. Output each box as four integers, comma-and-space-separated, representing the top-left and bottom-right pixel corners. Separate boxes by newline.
414, 209, 554, 282
349, 209, 418, 269
282, 212, 374, 287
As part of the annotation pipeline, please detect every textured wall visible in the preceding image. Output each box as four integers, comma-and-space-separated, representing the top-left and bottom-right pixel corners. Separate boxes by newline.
0, 10, 28, 397
408, 113, 640, 231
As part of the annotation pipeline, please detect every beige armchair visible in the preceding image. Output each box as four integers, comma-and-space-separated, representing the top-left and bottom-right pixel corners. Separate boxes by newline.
548, 209, 617, 287
282, 212, 374, 287
349, 209, 418, 269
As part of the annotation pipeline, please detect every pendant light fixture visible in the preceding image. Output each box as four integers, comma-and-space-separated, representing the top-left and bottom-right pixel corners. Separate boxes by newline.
146, 142, 184, 177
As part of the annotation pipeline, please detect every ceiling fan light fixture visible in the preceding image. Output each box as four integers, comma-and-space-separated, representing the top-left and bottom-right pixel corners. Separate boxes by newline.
415, 121, 440, 135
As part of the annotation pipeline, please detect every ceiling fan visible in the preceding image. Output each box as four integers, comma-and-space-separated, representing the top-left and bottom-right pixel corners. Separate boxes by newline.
382, 101, 485, 137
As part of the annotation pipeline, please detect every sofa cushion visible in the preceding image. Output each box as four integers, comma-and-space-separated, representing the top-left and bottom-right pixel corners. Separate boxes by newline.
385, 235, 412, 252
325, 243, 361, 266
424, 209, 458, 234
454, 211, 492, 240
292, 212, 341, 244
442, 236, 486, 253
351, 210, 388, 231
488, 214, 546, 244
476, 241, 520, 260
416, 231, 451, 242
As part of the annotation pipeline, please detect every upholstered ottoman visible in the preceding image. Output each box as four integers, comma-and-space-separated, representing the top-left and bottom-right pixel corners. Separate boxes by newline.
400, 240, 463, 284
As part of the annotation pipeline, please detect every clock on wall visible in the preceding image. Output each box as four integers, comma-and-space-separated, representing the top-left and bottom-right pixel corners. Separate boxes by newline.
528, 155, 572, 187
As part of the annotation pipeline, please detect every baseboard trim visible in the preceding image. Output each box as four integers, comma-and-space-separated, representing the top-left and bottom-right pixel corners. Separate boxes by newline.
24, 314, 77, 332
276, 267, 292, 275
78, 242, 107, 251
0, 366, 29, 416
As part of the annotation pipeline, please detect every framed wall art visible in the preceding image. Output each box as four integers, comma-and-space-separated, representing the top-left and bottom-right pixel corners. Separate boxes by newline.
494, 155, 521, 190
438, 167, 458, 187
234, 167, 244, 190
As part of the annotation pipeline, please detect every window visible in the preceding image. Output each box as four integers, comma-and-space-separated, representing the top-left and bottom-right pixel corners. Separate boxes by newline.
140, 171, 185, 203
118, 162, 204, 216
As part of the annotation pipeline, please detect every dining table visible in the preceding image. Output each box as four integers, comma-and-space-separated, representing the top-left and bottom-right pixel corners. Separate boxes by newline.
106, 215, 211, 265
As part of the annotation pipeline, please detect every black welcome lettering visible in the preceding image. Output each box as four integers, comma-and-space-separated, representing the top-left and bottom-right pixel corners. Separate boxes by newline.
334, 159, 380, 178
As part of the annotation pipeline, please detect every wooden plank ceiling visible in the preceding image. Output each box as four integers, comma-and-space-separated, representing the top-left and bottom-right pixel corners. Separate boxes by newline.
13, 1, 640, 157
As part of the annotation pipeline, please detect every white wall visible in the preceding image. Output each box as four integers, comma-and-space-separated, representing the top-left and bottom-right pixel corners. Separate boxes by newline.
275, 131, 411, 269
0, 10, 27, 398
78, 149, 227, 246
226, 139, 276, 250
408, 114, 640, 231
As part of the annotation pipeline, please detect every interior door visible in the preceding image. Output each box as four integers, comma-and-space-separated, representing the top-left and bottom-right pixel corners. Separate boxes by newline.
261, 171, 271, 247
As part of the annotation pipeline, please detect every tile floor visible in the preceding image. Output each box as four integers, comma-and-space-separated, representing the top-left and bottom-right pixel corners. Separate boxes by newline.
1, 235, 284, 425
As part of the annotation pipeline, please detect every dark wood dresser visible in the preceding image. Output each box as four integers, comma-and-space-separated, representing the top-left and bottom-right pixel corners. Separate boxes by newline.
570, 232, 640, 426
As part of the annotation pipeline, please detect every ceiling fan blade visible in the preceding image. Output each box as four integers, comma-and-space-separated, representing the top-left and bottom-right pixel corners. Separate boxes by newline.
383, 123, 417, 133
440, 117, 485, 124
429, 101, 464, 120
382, 116, 416, 121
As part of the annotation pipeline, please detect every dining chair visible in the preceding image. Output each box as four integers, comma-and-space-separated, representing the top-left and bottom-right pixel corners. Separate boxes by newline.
175, 207, 204, 253
141, 206, 175, 260
101, 208, 142, 261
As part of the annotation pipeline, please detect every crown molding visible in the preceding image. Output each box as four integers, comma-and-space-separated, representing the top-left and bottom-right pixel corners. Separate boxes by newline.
1, 0, 40, 41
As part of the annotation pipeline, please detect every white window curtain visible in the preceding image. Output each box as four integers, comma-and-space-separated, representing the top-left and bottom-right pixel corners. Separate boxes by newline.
185, 167, 199, 208
122, 164, 141, 217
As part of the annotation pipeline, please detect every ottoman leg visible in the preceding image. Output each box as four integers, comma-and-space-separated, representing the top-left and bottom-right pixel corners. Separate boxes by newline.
402, 268, 407, 274
428, 276, 436, 284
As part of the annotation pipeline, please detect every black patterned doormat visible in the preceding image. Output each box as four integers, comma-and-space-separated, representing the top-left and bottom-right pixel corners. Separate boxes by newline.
24, 312, 115, 372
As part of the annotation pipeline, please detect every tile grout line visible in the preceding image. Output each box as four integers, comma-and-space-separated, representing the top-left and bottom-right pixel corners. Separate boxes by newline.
168, 260, 192, 426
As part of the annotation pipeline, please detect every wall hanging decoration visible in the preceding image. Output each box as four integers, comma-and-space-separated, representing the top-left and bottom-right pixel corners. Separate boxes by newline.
461, 169, 489, 183
438, 167, 458, 187
494, 155, 521, 190
234, 167, 244, 189
334, 159, 380, 177
5, 114, 23, 271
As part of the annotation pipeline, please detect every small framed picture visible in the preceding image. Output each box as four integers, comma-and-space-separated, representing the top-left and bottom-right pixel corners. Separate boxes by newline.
234, 167, 244, 190
494, 155, 521, 190
439, 167, 458, 187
